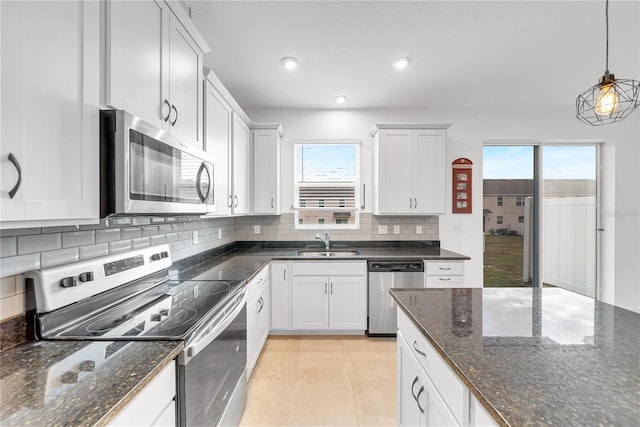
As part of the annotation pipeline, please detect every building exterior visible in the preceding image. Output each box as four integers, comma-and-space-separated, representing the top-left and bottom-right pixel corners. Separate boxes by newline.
483, 179, 596, 235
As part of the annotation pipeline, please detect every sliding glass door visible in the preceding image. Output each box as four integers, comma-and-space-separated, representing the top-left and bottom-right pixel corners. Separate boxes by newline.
483, 144, 600, 298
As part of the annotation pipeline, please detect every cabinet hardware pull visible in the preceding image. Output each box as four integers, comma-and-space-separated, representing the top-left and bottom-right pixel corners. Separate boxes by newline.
361, 183, 366, 209
170, 105, 178, 126
416, 386, 425, 413
439, 278, 451, 281
228, 195, 233, 208
330, 282, 333, 294
283, 269, 286, 281
414, 198, 417, 208
409, 198, 413, 208
234, 195, 239, 207
7, 153, 22, 199
439, 267, 451, 270
412, 340, 427, 357
324, 283, 327, 294
271, 198, 274, 209
162, 99, 171, 121
411, 376, 419, 402
258, 297, 264, 313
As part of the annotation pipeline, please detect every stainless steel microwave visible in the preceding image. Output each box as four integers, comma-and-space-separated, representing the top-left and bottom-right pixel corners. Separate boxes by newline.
100, 110, 214, 216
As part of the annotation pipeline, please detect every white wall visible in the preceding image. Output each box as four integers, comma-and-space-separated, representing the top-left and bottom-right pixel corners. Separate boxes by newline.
247, 107, 640, 313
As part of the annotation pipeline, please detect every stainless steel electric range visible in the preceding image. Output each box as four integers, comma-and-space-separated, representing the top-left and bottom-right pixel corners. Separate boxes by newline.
25, 244, 247, 427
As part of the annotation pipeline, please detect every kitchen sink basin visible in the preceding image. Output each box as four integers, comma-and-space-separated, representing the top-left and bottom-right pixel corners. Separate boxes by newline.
297, 250, 360, 257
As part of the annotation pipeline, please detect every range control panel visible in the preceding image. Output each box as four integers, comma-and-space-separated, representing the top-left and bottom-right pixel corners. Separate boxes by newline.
26, 244, 173, 313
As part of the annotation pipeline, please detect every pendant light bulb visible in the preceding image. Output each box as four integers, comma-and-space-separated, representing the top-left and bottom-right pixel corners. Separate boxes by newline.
594, 82, 618, 116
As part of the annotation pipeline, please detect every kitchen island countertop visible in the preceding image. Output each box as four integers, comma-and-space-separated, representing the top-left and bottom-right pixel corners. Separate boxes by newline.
390, 287, 640, 427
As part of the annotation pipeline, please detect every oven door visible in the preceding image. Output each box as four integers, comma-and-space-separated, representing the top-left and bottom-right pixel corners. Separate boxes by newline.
178, 290, 247, 427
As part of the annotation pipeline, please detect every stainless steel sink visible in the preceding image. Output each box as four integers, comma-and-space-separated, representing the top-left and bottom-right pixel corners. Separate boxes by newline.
297, 250, 360, 257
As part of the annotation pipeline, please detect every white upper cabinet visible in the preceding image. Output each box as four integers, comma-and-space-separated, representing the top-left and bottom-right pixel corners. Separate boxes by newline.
204, 80, 233, 216
251, 125, 283, 215
231, 115, 250, 214
0, 0, 100, 228
105, 0, 209, 148
372, 124, 450, 215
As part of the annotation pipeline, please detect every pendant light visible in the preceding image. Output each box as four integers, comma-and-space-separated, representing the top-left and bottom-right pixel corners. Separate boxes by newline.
576, 0, 640, 126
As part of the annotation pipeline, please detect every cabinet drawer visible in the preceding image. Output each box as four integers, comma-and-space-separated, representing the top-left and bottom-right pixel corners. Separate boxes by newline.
397, 309, 466, 425
425, 262, 464, 275
292, 261, 365, 276
425, 275, 465, 288
247, 265, 269, 300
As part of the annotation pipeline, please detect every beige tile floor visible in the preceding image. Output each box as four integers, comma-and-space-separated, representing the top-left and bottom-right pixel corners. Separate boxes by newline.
240, 336, 397, 427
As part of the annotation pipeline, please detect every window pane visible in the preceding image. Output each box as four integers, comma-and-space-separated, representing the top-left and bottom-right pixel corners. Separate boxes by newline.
296, 144, 356, 182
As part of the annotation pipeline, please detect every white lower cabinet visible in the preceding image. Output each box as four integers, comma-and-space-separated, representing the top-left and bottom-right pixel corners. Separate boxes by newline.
425, 261, 466, 288
246, 265, 270, 377
270, 262, 290, 330
290, 262, 367, 331
397, 309, 498, 427
108, 361, 176, 427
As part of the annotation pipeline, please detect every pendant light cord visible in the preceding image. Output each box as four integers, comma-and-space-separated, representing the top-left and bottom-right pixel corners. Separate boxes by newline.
605, 0, 609, 73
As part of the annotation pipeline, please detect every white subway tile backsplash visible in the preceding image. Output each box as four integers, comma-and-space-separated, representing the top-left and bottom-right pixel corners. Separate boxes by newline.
111, 218, 131, 226
0, 276, 17, 298
42, 225, 80, 234
62, 231, 95, 248
158, 224, 173, 234
79, 219, 110, 230
150, 235, 166, 246
1, 237, 17, 257
109, 240, 132, 254
165, 233, 179, 243
178, 231, 191, 241
141, 226, 159, 236
0, 227, 41, 238
121, 228, 142, 239
79, 243, 110, 260
172, 223, 185, 232
0, 254, 41, 278
0, 293, 25, 319
132, 237, 151, 249
96, 228, 122, 243
18, 233, 61, 254
41, 248, 80, 268
132, 217, 151, 226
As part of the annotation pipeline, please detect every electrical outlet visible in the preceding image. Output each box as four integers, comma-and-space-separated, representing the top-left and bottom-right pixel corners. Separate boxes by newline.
393, 225, 400, 234
217, 229, 222, 239
254, 225, 261, 234
192, 230, 199, 244
378, 225, 388, 235
416, 225, 423, 234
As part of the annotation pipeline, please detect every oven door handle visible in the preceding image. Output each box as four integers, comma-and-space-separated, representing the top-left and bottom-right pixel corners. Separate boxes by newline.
185, 290, 246, 360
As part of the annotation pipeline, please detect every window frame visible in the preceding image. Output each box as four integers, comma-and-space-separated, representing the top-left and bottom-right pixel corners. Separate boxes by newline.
497, 196, 503, 206
292, 140, 361, 230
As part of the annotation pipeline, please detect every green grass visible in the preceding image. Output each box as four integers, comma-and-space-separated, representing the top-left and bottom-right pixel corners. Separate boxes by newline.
484, 234, 533, 287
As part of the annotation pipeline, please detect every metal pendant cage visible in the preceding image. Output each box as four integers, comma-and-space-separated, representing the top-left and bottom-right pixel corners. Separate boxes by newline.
576, 76, 640, 126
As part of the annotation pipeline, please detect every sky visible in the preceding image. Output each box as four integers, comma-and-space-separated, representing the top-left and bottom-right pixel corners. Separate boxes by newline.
483, 146, 597, 180
296, 144, 357, 182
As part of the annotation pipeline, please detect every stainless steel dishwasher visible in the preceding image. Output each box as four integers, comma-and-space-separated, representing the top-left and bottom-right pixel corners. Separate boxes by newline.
368, 260, 424, 335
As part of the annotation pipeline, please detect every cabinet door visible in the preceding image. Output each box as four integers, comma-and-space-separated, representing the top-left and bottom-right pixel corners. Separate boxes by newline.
252, 130, 279, 214
291, 276, 328, 329
1, 0, 99, 226
168, 15, 203, 147
106, 0, 170, 131
329, 275, 366, 329
414, 130, 446, 214
204, 82, 232, 215
398, 333, 426, 427
246, 292, 259, 375
257, 280, 270, 351
377, 130, 414, 214
231, 115, 250, 214
270, 262, 290, 329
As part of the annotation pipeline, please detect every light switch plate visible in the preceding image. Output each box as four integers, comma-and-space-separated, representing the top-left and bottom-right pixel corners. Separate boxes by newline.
254, 225, 261, 234
378, 225, 388, 235
217, 229, 222, 239
416, 225, 423, 234
393, 225, 400, 234
192, 230, 199, 244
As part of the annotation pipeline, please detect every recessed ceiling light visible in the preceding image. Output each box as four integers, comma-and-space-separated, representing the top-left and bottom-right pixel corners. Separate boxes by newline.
335, 95, 347, 104
281, 57, 299, 70
393, 57, 411, 70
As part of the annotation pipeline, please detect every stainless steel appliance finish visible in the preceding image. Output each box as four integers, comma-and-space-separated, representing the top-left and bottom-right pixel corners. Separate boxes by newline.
100, 110, 215, 216
367, 260, 424, 335
26, 245, 246, 427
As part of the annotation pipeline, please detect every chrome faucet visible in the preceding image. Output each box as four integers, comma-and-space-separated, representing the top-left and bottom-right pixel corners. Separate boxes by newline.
315, 232, 330, 250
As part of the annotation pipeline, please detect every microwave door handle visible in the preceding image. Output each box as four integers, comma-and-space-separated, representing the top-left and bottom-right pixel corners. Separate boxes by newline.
195, 162, 210, 203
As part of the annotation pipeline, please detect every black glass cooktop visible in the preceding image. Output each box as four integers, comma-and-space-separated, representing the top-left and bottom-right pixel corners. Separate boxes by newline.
54, 279, 242, 340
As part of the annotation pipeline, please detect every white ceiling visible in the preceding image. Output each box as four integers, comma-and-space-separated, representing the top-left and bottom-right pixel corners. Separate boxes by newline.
190, 1, 640, 110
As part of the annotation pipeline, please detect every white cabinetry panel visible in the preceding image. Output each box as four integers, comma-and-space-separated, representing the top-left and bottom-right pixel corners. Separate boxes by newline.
231, 115, 250, 214
252, 126, 281, 215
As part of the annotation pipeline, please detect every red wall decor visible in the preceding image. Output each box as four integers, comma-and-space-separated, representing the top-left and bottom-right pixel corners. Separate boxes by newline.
452, 158, 472, 214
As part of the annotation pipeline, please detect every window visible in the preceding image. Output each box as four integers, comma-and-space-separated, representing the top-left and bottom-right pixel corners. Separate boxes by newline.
497, 216, 503, 225
518, 216, 524, 222
294, 142, 360, 229
497, 196, 503, 206
516, 196, 525, 206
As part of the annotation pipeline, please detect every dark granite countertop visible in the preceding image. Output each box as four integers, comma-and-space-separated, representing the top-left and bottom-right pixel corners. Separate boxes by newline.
390, 287, 640, 427
0, 339, 182, 426
170, 241, 469, 284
